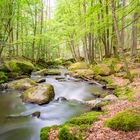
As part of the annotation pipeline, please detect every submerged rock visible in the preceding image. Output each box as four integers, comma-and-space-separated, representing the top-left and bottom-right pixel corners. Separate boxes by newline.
32, 111, 41, 118
22, 84, 55, 104
55, 97, 68, 102
34, 78, 46, 83
8, 78, 37, 90
103, 94, 117, 101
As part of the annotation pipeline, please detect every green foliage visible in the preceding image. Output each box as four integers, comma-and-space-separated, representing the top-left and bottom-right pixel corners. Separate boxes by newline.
113, 86, 133, 99
105, 107, 140, 131
0, 71, 8, 84
58, 127, 78, 140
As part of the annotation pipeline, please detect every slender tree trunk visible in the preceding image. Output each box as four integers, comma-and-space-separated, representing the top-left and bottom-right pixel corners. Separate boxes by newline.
110, 0, 133, 81
131, 13, 138, 56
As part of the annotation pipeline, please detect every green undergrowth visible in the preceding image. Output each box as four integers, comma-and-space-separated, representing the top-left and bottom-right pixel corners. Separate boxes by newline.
40, 111, 102, 140
113, 86, 134, 101
0, 71, 8, 84
105, 107, 140, 131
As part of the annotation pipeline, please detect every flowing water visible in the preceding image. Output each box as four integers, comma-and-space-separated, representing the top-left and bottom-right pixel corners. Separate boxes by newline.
0, 69, 106, 140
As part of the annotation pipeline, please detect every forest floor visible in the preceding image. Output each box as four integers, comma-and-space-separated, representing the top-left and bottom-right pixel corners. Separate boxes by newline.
39, 57, 140, 140
85, 60, 140, 140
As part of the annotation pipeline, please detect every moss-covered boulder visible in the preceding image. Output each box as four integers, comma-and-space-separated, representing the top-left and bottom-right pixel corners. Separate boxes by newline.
68, 62, 89, 71
34, 69, 61, 76
73, 69, 94, 78
4, 59, 34, 75
22, 84, 55, 104
93, 64, 112, 76
8, 78, 37, 90
105, 107, 140, 131
0, 71, 8, 84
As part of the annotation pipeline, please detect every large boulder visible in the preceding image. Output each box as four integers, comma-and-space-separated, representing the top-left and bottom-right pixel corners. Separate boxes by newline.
68, 62, 89, 71
34, 69, 61, 76
93, 64, 112, 76
8, 78, 37, 90
22, 84, 55, 104
4, 59, 34, 75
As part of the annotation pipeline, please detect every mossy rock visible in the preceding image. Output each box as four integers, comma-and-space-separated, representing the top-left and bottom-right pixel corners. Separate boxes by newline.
34, 78, 46, 83
105, 107, 140, 131
102, 58, 123, 72
40, 111, 101, 140
34, 69, 61, 76
93, 64, 112, 76
4, 59, 34, 74
54, 58, 64, 65
68, 62, 89, 71
0, 71, 8, 84
22, 84, 55, 104
74, 69, 94, 78
8, 78, 37, 90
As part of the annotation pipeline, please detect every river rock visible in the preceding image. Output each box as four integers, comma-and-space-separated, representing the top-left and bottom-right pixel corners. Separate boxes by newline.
22, 84, 55, 104
68, 62, 89, 71
34, 78, 46, 83
34, 69, 61, 76
55, 97, 67, 102
103, 94, 117, 101
3, 59, 34, 75
8, 78, 37, 90
32, 111, 41, 118
85, 99, 102, 106
55, 76, 65, 80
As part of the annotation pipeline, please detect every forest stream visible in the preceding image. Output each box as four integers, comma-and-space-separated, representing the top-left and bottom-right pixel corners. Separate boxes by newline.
0, 68, 107, 140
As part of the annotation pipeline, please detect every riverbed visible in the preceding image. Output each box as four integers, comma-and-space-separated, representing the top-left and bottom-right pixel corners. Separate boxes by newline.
0, 69, 106, 140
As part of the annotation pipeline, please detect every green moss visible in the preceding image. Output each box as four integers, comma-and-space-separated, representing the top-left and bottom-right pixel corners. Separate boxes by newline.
34, 69, 61, 76
0, 71, 8, 84
40, 125, 59, 140
102, 58, 124, 73
4, 60, 34, 74
68, 62, 89, 71
59, 127, 78, 140
105, 107, 140, 131
94, 101, 109, 108
65, 112, 101, 126
9, 78, 37, 90
74, 69, 94, 78
22, 84, 55, 104
113, 86, 133, 100
93, 64, 111, 76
